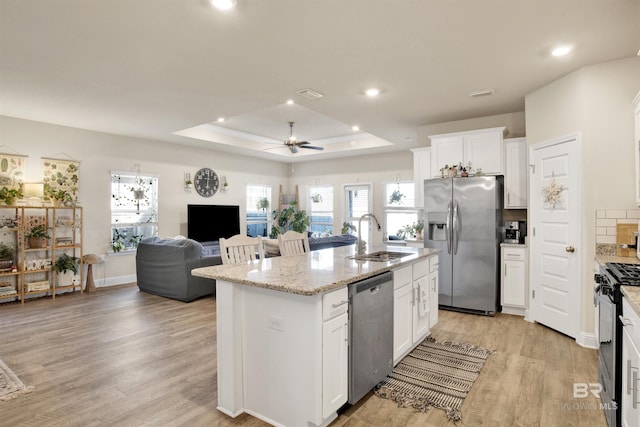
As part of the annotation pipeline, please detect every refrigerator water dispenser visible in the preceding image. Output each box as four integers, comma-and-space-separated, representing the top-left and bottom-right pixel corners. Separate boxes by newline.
428, 223, 446, 241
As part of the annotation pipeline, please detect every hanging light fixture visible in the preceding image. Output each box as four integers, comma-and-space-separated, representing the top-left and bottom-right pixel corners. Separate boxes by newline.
210, 0, 237, 10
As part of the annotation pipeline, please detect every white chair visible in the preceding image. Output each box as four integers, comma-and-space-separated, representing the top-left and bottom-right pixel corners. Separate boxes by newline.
219, 234, 264, 265
278, 230, 311, 257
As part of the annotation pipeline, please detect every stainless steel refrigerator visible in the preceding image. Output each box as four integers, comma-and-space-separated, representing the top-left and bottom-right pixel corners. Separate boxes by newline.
424, 176, 503, 314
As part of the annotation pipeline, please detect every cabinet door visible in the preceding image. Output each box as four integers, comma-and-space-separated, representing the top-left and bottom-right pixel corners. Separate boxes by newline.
393, 283, 413, 364
505, 138, 527, 208
465, 131, 503, 175
430, 137, 464, 177
322, 312, 348, 418
502, 259, 526, 307
429, 270, 439, 328
622, 325, 640, 427
412, 277, 430, 343
412, 148, 431, 208
634, 91, 640, 206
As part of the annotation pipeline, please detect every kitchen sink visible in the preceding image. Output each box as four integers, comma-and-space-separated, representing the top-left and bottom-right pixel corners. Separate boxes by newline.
348, 251, 413, 262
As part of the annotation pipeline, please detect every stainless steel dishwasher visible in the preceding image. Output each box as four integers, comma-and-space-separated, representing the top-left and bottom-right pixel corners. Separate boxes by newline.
348, 271, 394, 404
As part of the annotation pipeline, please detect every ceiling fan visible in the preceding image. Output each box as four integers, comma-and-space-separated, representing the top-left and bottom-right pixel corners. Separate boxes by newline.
283, 121, 324, 153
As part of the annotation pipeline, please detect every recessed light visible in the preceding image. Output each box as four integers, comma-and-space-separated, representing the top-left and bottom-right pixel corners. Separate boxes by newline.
365, 88, 380, 97
551, 46, 572, 57
352, 125, 360, 131
217, 117, 225, 123
210, 0, 237, 10
286, 99, 294, 105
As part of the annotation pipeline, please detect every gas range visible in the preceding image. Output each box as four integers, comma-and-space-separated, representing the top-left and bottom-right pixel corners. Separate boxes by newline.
604, 262, 640, 286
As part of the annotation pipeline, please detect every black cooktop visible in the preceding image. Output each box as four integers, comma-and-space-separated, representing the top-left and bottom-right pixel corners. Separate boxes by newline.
606, 262, 640, 285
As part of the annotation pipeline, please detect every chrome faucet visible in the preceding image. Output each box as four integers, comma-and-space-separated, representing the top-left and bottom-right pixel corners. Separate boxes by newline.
357, 213, 382, 256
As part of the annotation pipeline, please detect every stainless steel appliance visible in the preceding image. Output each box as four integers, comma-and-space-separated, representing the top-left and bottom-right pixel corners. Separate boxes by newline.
424, 176, 503, 314
348, 271, 393, 404
504, 220, 526, 244
594, 262, 640, 427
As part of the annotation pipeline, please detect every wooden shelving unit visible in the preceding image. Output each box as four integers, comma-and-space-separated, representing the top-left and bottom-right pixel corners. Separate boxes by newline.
0, 205, 83, 304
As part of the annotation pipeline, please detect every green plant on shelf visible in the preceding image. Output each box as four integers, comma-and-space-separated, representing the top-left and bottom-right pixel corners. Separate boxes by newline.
52, 253, 80, 275
24, 224, 50, 239
0, 186, 23, 206
0, 242, 16, 261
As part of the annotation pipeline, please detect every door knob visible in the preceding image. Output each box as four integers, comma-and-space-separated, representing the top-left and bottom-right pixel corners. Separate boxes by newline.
566, 246, 576, 253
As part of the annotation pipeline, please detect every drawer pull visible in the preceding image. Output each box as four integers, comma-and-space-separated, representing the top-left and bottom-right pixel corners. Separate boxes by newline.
332, 300, 348, 308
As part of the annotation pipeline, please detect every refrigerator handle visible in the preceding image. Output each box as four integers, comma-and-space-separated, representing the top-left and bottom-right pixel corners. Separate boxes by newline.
452, 200, 459, 254
446, 200, 452, 254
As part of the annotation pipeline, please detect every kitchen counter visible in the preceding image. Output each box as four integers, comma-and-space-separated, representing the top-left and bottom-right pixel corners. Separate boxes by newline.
621, 286, 640, 318
192, 244, 439, 296
500, 242, 527, 248
594, 254, 640, 265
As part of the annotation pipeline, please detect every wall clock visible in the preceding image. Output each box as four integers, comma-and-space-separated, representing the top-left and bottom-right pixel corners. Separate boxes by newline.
194, 167, 219, 197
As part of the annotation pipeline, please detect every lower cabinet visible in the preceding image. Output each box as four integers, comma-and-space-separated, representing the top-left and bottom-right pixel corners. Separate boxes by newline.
393, 257, 437, 365
322, 312, 348, 418
501, 245, 527, 316
622, 298, 640, 427
429, 256, 439, 327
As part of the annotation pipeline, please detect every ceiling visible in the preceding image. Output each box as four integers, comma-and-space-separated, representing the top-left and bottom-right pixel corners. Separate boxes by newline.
1, 1, 639, 163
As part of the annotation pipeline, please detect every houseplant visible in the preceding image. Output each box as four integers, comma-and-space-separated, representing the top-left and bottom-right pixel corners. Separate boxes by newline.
257, 197, 270, 211
0, 242, 16, 271
52, 253, 80, 286
25, 224, 51, 249
269, 202, 310, 238
341, 222, 356, 235
48, 189, 74, 207
0, 187, 23, 206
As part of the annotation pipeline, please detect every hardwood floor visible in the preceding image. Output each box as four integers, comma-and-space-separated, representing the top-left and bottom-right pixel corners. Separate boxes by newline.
0, 285, 605, 427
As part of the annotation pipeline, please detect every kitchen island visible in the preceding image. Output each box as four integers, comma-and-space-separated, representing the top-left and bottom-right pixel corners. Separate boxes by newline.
192, 244, 439, 427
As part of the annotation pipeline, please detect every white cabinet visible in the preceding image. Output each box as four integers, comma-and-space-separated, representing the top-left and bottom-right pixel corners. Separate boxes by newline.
322, 287, 349, 418
393, 257, 435, 364
429, 127, 505, 177
411, 147, 431, 208
634, 91, 640, 206
429, 255, 439, 327
504, 137, 528, 209
621, 297, 640, 427
501, 245, 527, 316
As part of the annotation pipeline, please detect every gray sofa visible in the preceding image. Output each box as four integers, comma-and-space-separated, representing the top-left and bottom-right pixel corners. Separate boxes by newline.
136, 237, 221, 302
264, 233, 357, 257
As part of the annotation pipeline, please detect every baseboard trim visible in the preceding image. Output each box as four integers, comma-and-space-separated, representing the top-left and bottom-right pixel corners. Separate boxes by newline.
96, 274, 137, 288
576, 330, 597, 349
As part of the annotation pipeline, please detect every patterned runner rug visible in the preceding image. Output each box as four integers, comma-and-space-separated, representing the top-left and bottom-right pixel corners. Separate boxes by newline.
0, 359, 33, 401
374, 336, 493, 421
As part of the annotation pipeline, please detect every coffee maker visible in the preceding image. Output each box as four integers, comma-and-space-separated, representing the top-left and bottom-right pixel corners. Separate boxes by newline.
505, 220, 526, 244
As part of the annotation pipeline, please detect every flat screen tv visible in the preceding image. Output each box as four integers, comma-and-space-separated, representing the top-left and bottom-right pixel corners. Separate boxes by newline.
187, 204, 240, 243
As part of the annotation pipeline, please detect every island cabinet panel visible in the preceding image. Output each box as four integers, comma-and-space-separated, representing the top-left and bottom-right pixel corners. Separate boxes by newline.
622, 297, 640, 427
429, 256, 439, 327
216, 279, 348, 427
412, 260, 430, 343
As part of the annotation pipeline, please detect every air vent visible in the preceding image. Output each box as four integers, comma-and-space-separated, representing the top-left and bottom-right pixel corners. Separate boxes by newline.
468, 89, 494, 98
296, 88, 324, 100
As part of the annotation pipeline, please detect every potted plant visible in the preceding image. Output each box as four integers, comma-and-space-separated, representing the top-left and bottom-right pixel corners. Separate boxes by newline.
388, 189, 405, 205
0, 187, 23, 206
185, 179, 193, 189
257, 197, 270, 211
413, 219, 424, 240
341, 222, 356, 235
310, 193, 323, 203
52, 253, 80, 286
25, 224, 50, 249
49, 189, 74, 207
269, 202, 310, 238
0, 242, 16, 271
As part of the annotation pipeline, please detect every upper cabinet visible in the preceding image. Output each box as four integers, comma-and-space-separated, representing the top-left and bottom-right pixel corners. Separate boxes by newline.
504, 137, 528, 209
429, 127, 506, 178
411, 147, 431, 208
634, 91, 640, 206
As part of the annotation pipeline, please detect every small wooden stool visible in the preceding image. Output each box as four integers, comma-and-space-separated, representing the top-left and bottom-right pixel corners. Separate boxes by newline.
82, 254, 103, 293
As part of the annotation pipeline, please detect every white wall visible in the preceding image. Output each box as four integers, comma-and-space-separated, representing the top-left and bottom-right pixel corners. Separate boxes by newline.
525, 56, 640, 336
0, 115, 288, 286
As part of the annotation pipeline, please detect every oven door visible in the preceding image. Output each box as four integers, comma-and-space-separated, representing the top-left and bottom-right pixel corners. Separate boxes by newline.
595, 287, 618, 427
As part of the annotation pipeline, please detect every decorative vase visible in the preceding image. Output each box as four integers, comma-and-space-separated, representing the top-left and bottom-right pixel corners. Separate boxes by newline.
28, 236, 47, 249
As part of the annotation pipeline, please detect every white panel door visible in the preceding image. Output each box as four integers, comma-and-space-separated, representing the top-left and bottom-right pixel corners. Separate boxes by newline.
412, 277, 430, 342
393, 284, 413, 364
529, 136, 580, 339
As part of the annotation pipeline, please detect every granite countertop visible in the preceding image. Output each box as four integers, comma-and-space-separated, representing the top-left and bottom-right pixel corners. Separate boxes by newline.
500, 243, 527, 248
594, 254, 640, 265
192, 245, 439, 296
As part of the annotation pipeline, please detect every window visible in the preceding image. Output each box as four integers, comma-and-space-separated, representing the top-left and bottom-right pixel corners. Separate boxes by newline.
308, 185, 334, 236
344, 184, 372, 243
246, 184, 272, 237
384, 182, 418, 240
110, 170, 158, 252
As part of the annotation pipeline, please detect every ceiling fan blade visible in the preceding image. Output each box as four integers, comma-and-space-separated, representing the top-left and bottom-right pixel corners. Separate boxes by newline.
296, 141, 310, 146
300, 145, 324, 151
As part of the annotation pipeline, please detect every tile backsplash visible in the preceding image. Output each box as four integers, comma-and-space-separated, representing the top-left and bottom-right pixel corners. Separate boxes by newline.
596, 209, 640, 256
